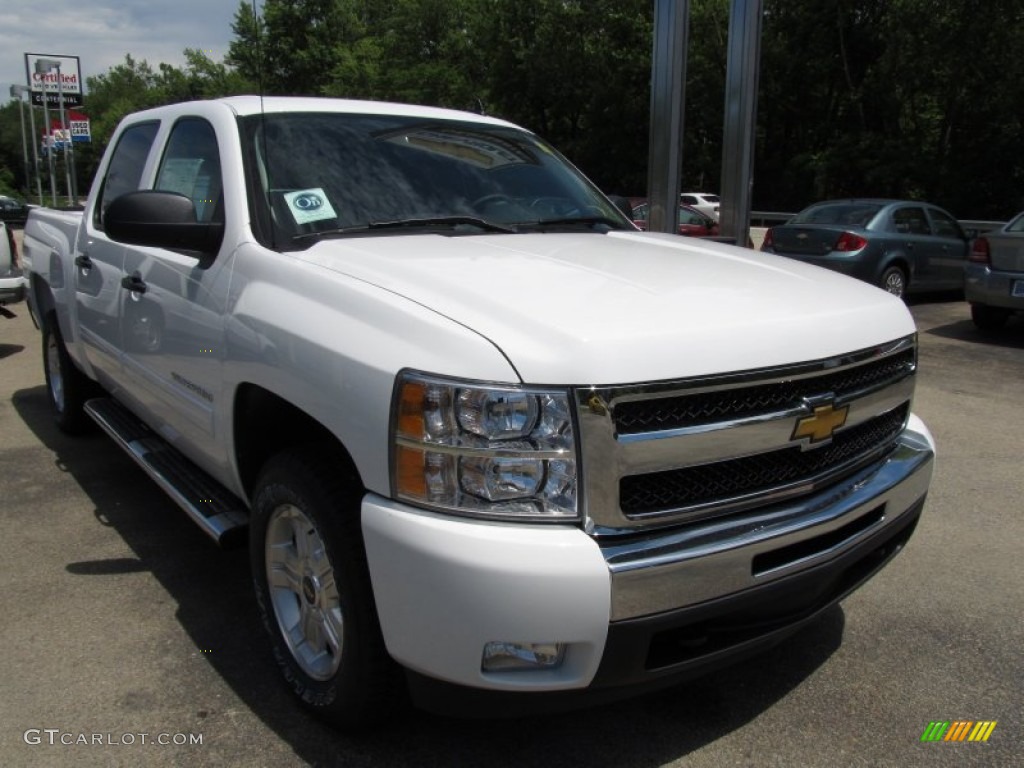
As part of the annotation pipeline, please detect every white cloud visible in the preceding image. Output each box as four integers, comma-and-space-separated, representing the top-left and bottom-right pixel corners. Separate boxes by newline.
1, 0, 242, 98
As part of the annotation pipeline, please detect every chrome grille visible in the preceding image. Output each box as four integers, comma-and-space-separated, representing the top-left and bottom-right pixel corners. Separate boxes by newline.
619, 403, 909, 517
614, 347, 914, 434
574, 336, 917, 534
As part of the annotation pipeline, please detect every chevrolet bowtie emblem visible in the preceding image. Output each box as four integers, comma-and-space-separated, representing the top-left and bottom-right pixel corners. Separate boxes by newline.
792, 403, 849, 445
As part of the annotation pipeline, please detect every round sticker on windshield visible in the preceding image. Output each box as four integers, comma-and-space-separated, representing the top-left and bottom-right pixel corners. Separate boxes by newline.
283, 188, 337, 225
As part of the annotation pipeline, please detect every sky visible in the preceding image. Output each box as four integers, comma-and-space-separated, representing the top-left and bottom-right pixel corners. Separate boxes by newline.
1, 0, 242, 103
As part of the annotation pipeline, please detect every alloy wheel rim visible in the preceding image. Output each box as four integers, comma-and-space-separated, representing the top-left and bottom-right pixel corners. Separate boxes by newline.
884, 271, 905, 297
265, 504, 344, 680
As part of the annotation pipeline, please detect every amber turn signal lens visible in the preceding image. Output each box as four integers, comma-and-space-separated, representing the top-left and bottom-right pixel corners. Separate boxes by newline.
397, 381, 426, 438
395, 445, 427, 499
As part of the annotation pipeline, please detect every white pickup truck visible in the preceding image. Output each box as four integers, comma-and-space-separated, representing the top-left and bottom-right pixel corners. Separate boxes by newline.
22, 96, 935, 727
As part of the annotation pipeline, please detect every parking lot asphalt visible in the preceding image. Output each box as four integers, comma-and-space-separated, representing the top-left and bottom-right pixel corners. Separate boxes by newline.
1, 284, 1021, 767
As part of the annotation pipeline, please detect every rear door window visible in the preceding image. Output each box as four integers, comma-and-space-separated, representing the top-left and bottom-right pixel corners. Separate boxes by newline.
927, 208, 964, 239
892, 207, 932, 235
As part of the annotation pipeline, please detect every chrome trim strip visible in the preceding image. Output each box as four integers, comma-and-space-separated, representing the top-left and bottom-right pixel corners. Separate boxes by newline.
616, 377, 914, 474
603, 430, 933, 620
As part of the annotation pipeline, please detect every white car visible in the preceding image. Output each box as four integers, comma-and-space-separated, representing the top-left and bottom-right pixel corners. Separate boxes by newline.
0, 220, 26, 307
680, 192, 720, 220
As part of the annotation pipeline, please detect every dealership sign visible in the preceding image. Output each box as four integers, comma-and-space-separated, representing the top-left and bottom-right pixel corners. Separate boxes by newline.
49, 111, 90, 144
70, 119, 91, 142
25, 53, 84, 107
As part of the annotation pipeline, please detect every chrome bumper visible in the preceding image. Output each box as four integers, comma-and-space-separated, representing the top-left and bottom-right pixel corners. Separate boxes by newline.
602, 423, 934, 621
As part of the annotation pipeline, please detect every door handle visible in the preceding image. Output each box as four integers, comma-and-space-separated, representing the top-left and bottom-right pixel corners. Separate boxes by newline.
74, 254, 92, 269
121, 275, 147, 294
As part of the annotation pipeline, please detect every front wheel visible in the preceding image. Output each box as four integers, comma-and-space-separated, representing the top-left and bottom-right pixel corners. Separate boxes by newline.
249, 447, 402, 729
878, 265, 907, 298
41, 312, 95, 434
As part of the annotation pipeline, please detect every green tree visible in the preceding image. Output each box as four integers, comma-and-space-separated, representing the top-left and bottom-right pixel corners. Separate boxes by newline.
0, 101, 31, 199
477, 0, 653, 193
228, 0, 377, 95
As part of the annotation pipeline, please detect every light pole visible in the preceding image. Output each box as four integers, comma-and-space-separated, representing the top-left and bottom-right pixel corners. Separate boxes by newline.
35, 58, 61, 207
9, 85, 41, 203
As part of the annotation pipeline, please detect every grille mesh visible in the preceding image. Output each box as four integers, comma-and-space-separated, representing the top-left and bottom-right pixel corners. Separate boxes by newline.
613, 348, 914, 435
619, 404, 909, 517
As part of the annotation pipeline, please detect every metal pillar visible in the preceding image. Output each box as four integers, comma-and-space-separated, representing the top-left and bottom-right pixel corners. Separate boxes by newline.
718, 0, 764, 245
646, 0, 689, 234
55, 66, 77, 204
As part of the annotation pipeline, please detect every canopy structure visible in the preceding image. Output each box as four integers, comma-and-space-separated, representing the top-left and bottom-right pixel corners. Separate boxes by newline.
647, 0, 763, 245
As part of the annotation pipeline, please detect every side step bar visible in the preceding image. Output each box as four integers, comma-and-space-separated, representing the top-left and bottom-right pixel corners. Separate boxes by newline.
84, 398, 248, 548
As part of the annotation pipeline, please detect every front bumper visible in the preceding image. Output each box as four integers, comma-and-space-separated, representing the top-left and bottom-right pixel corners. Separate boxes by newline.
362, 416, 934, 715
965, 263, 1024, 310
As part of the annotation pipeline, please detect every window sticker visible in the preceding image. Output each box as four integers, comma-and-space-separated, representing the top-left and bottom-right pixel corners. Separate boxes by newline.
283, 188, 337, 225
156, 158, 203, 198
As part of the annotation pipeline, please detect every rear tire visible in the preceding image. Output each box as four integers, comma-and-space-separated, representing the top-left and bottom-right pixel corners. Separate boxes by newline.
249, 446, 402, 729
971, 304, 1010, 332
41, 312, 96, 434
878, 265, 907, 298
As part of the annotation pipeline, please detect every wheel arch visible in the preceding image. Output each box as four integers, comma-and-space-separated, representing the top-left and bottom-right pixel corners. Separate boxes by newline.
29, 272, 56, 328
877, 254, 912, 291
232, 383, 365, 503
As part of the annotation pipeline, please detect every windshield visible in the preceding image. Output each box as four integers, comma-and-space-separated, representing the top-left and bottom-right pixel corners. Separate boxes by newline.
239, 112, 629, 249
791, 203, 883, 227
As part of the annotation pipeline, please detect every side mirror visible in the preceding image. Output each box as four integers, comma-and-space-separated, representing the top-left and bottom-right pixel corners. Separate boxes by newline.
104, 190, 223, 256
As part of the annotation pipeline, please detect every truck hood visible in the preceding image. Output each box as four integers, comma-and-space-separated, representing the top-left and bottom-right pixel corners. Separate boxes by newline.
298, 231, 916, 384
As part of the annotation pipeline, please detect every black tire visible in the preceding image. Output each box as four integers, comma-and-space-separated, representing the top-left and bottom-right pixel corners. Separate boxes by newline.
971, 304, 1010, 332
249, 446, 402, 729
41, 312, 96, 434
878, 265, 908, 298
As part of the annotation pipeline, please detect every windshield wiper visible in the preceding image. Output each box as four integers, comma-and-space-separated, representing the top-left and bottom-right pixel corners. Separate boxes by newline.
292, 216, 517, 241
521, 216, 623, 231
368, 216, 517, 233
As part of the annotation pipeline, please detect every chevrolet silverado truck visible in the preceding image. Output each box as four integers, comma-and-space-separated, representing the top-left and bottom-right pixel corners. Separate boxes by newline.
22, 96, 935, 727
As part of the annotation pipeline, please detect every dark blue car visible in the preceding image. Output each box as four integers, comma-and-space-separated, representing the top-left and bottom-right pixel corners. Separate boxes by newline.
761, 199, 969, 298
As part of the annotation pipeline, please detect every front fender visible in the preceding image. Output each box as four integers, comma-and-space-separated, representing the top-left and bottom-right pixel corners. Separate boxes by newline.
220, 242, 521, 497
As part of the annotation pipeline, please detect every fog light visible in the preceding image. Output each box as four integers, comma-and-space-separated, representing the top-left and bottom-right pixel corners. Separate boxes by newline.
481, 641, 566, 672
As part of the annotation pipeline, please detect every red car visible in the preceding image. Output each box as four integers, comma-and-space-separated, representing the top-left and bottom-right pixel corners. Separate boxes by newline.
630, 201, 720, 237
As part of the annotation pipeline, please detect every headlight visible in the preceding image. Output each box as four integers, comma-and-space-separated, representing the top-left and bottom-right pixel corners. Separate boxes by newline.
391, 372, 578, 521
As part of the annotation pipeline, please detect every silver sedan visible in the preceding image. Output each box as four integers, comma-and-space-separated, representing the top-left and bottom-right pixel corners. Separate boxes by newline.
0, 220, 26, 307
966, 212, 1024, 330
